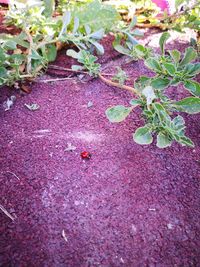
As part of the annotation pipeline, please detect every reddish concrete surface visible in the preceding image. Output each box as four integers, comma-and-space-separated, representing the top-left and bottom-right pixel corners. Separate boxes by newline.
0, 33, 200, 267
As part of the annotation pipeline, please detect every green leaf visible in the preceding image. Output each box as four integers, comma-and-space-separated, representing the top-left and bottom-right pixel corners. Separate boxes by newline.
172, 115, 185, 131
151, 77, 171, 89
0, 67, 7, 77
73, 17, 80, 34
43, 0, 55, 17
163, 62, 176, 76
178, 136, 194, 147
59, 11, 71, 37
133, 126, 153, 145
31, 49, 42, 60
184, 80, 200, 97
66, 49, 80, 59
156, 133, 172, 148
153, 102, 171, 122
174, 97, 200, 114
72, 0, 120, 32
113, 35, 130, 56
131, 29, 143, 37
185, 63, 200, 76
126, 32, 138, 45
46, 44, 57, 62
169, 49, 181, 63
71, 65, 84, 71
3, 40, 17, 50
89, 40, 104, 55
145, 58, 162, 72
129, 99, 141, 106
106, 105, 132, 123
159, 32, 170, 55
179, 47, 197, 67
90, 29, 104, 40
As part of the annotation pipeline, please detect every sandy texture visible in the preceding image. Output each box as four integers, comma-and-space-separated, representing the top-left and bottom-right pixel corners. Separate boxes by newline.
0, 32, 200, 267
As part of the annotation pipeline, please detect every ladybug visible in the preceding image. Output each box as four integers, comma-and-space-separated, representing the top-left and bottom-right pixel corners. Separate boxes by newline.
81, 151, 91, 159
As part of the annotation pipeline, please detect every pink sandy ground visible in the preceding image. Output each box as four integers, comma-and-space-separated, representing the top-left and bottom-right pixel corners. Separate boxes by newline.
0, 32, 200, 267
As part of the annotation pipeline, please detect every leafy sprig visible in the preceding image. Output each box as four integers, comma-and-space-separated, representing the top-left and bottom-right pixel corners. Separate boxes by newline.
106, 32, 200, 148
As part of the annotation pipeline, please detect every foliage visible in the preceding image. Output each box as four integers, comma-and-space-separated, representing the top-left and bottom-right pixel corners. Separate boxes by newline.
113, 16, 144, 56
67, 49, 100, 76
1, 1, 200, 149
106, 32, 200, 148
0, 0, 120, 86
112, 67, 129, 85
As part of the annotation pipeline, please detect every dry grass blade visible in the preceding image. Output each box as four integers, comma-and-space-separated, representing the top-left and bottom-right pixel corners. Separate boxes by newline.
0, 204, 15, 221
5, 171, 20, 180
62, 229, 68, 242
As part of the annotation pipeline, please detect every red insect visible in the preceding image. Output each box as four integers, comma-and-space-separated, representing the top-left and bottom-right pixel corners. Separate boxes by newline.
81, 151, 91, 159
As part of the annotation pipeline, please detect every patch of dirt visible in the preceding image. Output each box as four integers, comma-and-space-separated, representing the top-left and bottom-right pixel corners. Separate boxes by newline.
0, 31, 200, 267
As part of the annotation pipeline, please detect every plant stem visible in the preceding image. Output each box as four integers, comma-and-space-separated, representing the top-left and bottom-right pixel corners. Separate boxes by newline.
40, 77, 72, 83
48, 64, 115, 76
98, 73, 140, 96
24, 29, 33, 73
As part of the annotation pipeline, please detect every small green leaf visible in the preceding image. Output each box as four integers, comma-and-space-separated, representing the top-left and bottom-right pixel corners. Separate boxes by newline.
185, 63, 200, 76
85, 25, 91, 35
133, 126, 153, 145
106, 105, 132, 123
145, 58, 162, 72
3, 40, 17, 50
159, 32, 170, 55
169, 49, 181, 63
163, 62, 176, 76
71, 65, 84, 71
151, 77, 171, 89
73, 17, 80, 34
113, 35, 130, 56
89, 40, 104, 55
174, 97, 200, 114
178, 136, 194, 147
184, 80, 200, 97
129, 99, 141, 106
43, 0, 55, 17
126, 32, 138, 45
59, 11, 71, 37
131, 29, 143, 37
0, 67, 7, 77
46, 44, 57, 62
156, 133, 172, 148
66, 49, 80, 59
31, 49, 42, 60
90, 29, 104, 39
179, 47, 197, 67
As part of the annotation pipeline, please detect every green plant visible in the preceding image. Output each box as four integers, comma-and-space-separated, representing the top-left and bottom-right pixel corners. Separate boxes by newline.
1, 2, 200, 150
112, 67, 129, 85
106, 32, 200, 148
67, 49, 100, 76
0, 0, 120, 86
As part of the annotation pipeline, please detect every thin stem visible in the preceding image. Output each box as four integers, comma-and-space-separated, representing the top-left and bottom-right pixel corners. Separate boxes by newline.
48, 64, 115, 76
40, 77, 73, 83
98, 73, 140, 96
24, 29, 33, 73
